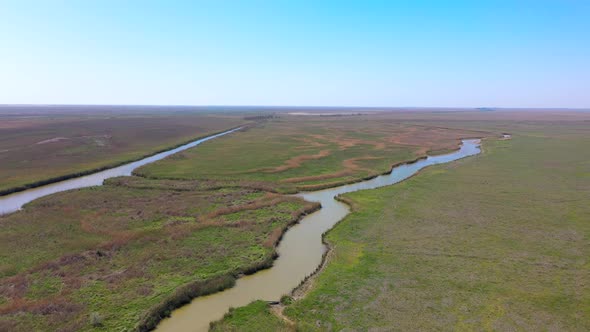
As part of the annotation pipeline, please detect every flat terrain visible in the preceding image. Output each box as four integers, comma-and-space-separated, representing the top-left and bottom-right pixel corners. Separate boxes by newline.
3, 109, 588, 331
213, 114, 590, 331
210, 300, 291, 332
136, 115, 485, 192
1, 111, 488, 331
0, 176, 318, 331
0, 106, 243, 194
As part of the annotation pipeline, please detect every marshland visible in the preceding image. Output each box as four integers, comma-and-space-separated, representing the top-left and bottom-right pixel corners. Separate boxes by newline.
2, 1, 589, 331
2, 108, 588, 331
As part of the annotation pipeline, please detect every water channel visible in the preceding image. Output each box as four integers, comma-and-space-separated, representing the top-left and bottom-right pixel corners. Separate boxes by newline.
156, 139, 482, 332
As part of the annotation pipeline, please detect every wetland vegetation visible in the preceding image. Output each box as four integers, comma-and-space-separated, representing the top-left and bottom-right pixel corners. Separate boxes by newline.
0, 108, 243, 194
135, 115, 482, 192
213, 114, 590, 331
0, 176, 318, 331
1, 109, 588, 331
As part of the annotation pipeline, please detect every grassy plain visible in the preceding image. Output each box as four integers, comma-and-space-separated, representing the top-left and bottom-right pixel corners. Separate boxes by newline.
213, 114, 590, 331
0, 176, 318, 331
1, 111, 489, 331
136, 115, 484, 192
5, 110, 587, 331
209, 300, 291, 332
0, 107, 243, 194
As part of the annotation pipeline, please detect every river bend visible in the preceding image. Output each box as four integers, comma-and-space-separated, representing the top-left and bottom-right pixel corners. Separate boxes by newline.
156, 139, 481, 332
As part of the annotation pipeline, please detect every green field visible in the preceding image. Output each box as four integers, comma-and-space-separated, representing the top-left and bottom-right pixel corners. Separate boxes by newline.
0, 177, 318, 331
2, 112, 486, 331
213, 117, 590, 331
2, 110, 588, 331
210, 301, 291, 332
136, 115, 483, 192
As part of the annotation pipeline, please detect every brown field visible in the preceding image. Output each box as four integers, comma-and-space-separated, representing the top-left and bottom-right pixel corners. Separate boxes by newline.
0, 107, 244, 194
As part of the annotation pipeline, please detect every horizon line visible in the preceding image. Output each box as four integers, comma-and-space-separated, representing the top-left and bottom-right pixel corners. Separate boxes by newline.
0, 103, 589, 111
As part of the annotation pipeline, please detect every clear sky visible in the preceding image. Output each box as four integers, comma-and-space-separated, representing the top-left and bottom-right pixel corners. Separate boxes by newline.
1, 0, 589, 108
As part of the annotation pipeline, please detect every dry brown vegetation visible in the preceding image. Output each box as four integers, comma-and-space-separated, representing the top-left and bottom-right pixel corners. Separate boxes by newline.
0, 107, 244, 194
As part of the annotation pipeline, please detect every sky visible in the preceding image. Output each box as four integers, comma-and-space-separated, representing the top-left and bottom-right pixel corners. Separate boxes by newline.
0, 0, 589, 108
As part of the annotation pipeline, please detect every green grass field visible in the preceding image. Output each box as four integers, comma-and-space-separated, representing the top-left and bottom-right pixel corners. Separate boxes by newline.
0, 177, 318, 331
213, 117, 590, 331
3, 110, 588, 331
209, 301, 291, 332
2, 112, 486, 331
136, 115, 483, 192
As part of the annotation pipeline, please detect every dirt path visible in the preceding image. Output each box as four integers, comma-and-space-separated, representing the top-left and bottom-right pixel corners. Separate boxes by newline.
270, 304, 296, 327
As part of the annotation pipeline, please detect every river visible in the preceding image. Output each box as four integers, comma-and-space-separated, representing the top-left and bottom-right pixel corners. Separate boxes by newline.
0, 128, 242, 216
155, 138, 482, 332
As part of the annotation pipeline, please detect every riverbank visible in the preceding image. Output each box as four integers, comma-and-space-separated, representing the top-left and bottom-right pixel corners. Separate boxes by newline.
290, 137, 486, 300
134, 115, 486, 193
1, 115, 485, 331
218, 122, 590, 331
157, 139, 481, 331
0, 125, 246, 197
0, 109, 245, 194
0, 127, 244, 216
136, 201, 320, 332
6, 112, 584, 331
0, 178, 318, 331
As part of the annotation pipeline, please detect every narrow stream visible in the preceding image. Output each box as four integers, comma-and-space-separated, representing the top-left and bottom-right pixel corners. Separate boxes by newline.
155, 139, 482, 332
0, 128, 242, 216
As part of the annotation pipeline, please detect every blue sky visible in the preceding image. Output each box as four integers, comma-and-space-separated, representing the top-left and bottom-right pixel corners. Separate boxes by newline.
1, 0, 589, 107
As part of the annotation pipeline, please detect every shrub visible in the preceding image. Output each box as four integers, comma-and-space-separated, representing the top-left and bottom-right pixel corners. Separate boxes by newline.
280, 295, 293, 305
90, 312, 103, 327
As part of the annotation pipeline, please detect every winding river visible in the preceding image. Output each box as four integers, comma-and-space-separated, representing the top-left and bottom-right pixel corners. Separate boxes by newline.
0, 128, 242, 216
155, 138, 481, 332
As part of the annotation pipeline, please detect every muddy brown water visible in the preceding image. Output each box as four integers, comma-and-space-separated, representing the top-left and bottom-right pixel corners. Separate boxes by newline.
155, 139, 481, 332
0, 128, 242, 216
